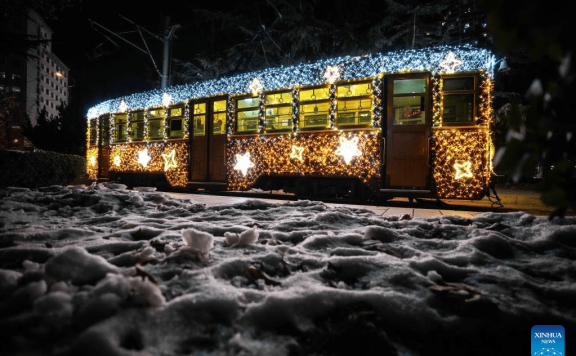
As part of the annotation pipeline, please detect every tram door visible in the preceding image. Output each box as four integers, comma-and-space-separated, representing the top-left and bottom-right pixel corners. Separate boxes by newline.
189, 97, 228, 183
98, 116, 110, 179
385, 76, 430, 188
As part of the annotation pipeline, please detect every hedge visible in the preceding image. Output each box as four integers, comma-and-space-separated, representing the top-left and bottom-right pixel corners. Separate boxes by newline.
0, 149, 86, 188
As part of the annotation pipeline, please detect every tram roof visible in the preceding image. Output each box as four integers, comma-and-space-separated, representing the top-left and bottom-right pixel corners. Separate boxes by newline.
87, 44, 496, 119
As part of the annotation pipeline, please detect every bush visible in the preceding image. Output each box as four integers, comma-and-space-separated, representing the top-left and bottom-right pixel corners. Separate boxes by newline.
0, 149, 86, 188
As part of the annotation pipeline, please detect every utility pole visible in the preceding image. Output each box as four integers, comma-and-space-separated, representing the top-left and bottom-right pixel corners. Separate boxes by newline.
89, 16, 180, 89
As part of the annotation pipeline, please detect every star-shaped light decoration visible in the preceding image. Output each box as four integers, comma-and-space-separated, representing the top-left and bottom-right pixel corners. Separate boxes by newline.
454, 161, 473, 179
290, 145, 305, 162
119, 100, 128, 112
137, 148, 151, 168
323, 65, 341, 83
161, 149, 177, 171
234, 152, 254, 176
438, 52, 463, 73
248, 78, 263, 95
162, 92, 172, 107
89, 156, 97, 166
335, 136, 361, 164
113, 156, 121, 167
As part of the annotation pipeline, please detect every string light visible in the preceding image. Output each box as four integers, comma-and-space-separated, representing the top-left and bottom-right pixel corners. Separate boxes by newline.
335, 136, 361, 164
109, 142, 188, 187
87, 147, 98, 180
233, 152, 254, 176
137, 148, 151, 167
87, 45, 494, 119
113, 156, 121, 167
454, 161, 473, 179
290, 145, 305, 161
248, 78, 263, 95
162, 149, 177, 171
323, 65, 341, 83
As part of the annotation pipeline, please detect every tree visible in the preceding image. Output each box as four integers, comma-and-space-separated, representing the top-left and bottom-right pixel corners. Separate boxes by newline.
481, 0, 576, 216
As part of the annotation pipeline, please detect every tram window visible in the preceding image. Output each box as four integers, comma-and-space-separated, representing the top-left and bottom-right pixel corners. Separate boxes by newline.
442, 76, 475, 124
392, 96, 425, 125
336, 82, 372, 127
299, 87, 330, 129
169, 107, 184, 139
337, 82, 372, 98
264, 91, 292, 131
148, 119, 164, 139
393, 79, 426, 95
148, 108, 164, 118
237, 110, 259, 133
236, 96, 259, 134
101, 118, 110, 145
89, 119, 97, 145
114, 114, 127, 142
336, 98, 372, 126
129, 112, 144, 141
443, 77, 474, 91
193, 103, 206, 136
213, 100, 227, 135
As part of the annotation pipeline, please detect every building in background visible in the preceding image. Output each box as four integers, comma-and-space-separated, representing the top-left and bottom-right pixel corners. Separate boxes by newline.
0, 10, 69, 126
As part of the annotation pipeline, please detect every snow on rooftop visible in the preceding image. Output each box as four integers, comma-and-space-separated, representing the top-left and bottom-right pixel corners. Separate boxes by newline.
87, 45, 496, 119
1, 184, 573, 355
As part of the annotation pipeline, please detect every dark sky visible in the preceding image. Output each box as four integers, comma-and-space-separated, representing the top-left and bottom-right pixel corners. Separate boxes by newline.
46, 0, 233, 115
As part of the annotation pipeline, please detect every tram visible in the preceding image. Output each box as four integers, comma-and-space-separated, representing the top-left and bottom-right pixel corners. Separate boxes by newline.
86, 44, 497, 200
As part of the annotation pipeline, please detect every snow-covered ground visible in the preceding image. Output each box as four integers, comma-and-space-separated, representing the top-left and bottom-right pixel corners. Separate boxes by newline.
0, 184, 574, 355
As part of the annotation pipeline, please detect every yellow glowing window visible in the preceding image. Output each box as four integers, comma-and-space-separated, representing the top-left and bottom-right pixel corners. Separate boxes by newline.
442, 77, 475, 124
336, 98, 372, 126
149, 108, 164, 118
130, 122, 144, 140
337, 82, 372, 98
299, 101, 330, 128
193, 103, 206, 115
89, 119, 97, 145
264, 92, 292, 105
300, 87, 329, 101
193, 115, 205, 136
213, 112, 226, 135
170, 107, 182, 117
148, 119, 164, 139
236, 110, 259, 133
213, 100, 227, 113
265, 106, 292, 130
237, 97, 259, 109
113, 114, 127, 141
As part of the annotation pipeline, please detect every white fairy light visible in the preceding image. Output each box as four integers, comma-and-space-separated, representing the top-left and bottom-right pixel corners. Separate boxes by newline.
162, 93, 172, 107
323, 65, 341, 83
248, 78, 264, 95
137, 148, 151, 167
119, 100, 128, 112
89, 156, 96, 166
87, 45, 495, 119
113, 156, 121, 167
438, 52, 463, 73
335, 136, 361, 164
234, 152, 254, 176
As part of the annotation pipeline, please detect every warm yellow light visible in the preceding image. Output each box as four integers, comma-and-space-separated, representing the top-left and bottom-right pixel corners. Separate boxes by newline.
438, 52, 463, 73
234, 152, 254, 176
162, 149, 177, 171
113, 156, 121, 167
454, 161, 473, 179
290, 145, 305, 162
335, 136, 361, 164
89, 156, 96, 166
323, 65, 341, 83
137, 148, 151, 167
248, 78, 263, 95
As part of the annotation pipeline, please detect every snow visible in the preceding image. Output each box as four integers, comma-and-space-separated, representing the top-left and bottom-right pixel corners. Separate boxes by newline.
0, 184, 575, 355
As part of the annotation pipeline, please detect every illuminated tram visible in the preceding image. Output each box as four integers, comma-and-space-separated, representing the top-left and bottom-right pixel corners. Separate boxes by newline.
86, 45, 497, 200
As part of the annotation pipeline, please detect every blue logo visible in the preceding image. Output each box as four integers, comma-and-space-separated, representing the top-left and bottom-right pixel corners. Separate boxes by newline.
532, 325, 565, 356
